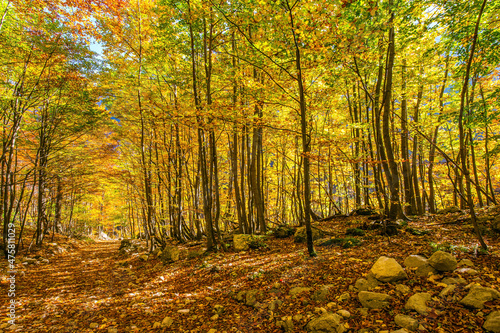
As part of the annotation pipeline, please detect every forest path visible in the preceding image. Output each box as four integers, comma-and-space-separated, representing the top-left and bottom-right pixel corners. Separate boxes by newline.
14, 240, 135, 332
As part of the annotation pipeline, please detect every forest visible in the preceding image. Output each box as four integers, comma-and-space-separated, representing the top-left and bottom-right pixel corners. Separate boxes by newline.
1, 0, 499, 254
1, 0, 500, 332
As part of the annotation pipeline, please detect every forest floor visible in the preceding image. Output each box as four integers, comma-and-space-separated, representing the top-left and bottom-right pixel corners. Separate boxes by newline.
1, 212, 500, 333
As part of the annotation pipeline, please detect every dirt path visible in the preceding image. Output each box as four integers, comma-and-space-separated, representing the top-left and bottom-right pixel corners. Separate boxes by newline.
13, 241, 134, 332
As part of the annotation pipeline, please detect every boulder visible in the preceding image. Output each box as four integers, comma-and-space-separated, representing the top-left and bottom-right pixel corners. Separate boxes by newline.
294, 226, 324, 243
437, 206, 461, 214
460, 286, 500, 309
458, 259, 474, 267
306, 313, 346, 333
403, 255, 428, 269
428, 251, 457, 272
355, 273, 381, 291
415, 264, 438, 277
233, 234, 252, 251
312, 285, 332, 302
274, 225, 295, 238
442, 277, 466, 285
492, 216, 500, 233
394, 314, 418, 331
290, 286, 312, 297
358, 291, 392, 309
370, 256, 407, 283
483, 311, 500, 333
161, 316, 173, 328
405, 293, 431, 315
159, 246, 180, 263
439, 285, 456, 298
395, 284, 411, 295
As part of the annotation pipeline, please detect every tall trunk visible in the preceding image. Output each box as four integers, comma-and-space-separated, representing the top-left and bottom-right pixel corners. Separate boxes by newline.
457, 0, 487, 250
287, 1, 315, 256
400, 59, 414, 215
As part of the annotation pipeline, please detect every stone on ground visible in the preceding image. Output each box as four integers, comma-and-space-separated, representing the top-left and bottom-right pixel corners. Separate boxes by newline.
403, 255, 428, 268
460, 286, 500, 309
395, 284, 410, 295
355, 273, 381, 291
415, 263, 438, 277
233, 234, 252, 251
483, 311, 500, 333
458, 259, 474, 267
394, 314, 419, 331
358, 291, 392, 309
161, 316, 173, 328
294, 226, 324, 243
405, 293, 431, 315
427, 251, 457, 272
306, 312, 346, 333
370, 256, 407, 283
439, 285, 456, 298
159, 246, 180, 263
290, 286, 312, 297
312, 285, 333, 302
246, 289, 263, 307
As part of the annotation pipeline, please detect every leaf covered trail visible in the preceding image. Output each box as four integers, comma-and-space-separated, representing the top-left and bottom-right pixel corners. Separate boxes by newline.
4, 215, 500, 332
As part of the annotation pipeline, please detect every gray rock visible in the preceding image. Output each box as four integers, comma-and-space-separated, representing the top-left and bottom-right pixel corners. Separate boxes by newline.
428, 251, 457, 272
355, 273, 381, 291
290, 286, 312, 297
306, 313, 346, 333
394, 314, 419, 331
358, 291, 392, 309
161, 316, 173, 328
233, 234, 252, 251
439, 284, 456, 298
294, 226, 325, 243
357, 308, 369, 316
458, 259, 474, 267
455, 267, 478, 275
405, 293, 431, 315
339, 292, 351, 302
277, 317, 294, 332
337, 310, 350, 318
483, 311, 500, 332
415, 263, 438, 277
312, 285, 332, 302
460, 286, 500, 309
269, 299, 283, 311
403, 255, 428, 268
159, 246, 180, 263
370, 256, 408, 283
395, 284, 411, 295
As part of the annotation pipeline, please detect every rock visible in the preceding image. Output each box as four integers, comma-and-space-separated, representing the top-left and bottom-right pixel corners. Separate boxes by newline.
428, 251, 457, 272
415, 263, 438, 277
246, 289, 263, 307
395, 284, 411, 295
312, 285, 332, 302
293, 314, 304, 322
405, 293, 431, 315
207, 329, 217, 333
358, 291, 392, 309
437, 206, 461, 214
108, 328, 118, 333
294, 226, 325, 243
458, 259, 474, 267
161, 316, 173, 328
290, 286, 312, 297
177, 309, 190, 314
337, 310, 350, 318
233, 234, 252, 251
442, 277, 466, 285
211, 314, 219, 320
483, 311, 500, 332
306, 313, 346, 333
403, 255, 428, 268
394, 314, 419, 331
439, 284, 456, 298
90, 323, 99, 329
358, 308, 369, 316
460, 286, 500, 309
159, 246, 180, 263
370, 256, 408, 283
152, 322, 161, 329
274, 225, 295, 238
390, 330, 409, 333
355, 273, 381, 291
455, 267, 478, 275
